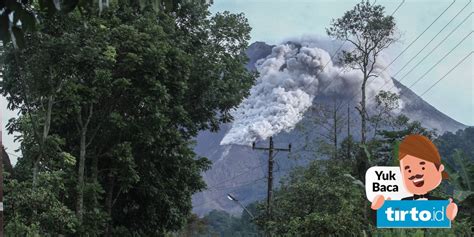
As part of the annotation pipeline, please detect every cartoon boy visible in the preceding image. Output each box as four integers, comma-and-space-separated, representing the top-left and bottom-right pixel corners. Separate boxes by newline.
371, 134, 458, 220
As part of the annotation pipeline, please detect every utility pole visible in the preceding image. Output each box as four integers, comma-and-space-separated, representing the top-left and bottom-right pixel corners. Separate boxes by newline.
252, 137, 291, 221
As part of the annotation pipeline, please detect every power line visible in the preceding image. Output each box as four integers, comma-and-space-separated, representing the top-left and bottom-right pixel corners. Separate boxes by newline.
419, 51, 473, 97
390, 0, 405, 15
378, 12, 473, 94
291, 0, 464, 152
323, 0, 462, 135
392, 1, 471, 79
195, 1, 408, 209
404, 31, 472, 90
385, 44, 473, 104
252, 136, 291, 220
334, 0, 405, 69
194, 165, 300, 209
286, 0, 405, 148
369, 0, 456, 83
205, 163, 266, 190
193, 177, 263, 208
314, 0, 403, 78
309, 0, 405, 91
208, 176, 266, 192
194, 164, 301, 208
395, 13, 472, 85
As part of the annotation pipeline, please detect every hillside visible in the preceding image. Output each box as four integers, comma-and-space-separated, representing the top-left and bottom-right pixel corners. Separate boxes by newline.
192, 41, 467, 216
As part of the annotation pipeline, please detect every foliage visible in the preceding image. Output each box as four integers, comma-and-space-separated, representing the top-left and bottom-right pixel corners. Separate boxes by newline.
326, 0, 398, 144
435, 127, 474, 223
241, 154, 473, 237
326, 0, 397, 70
443, 149, 473, 201
1, 1, 253, 235
436, 126, 474, 161
4, 171, 79, 236
0, 0, 214, 47
305, 98, 347, 159
368, 90, 400, 138
368, 114, 436, 166
203, 209, 260, 236
256, 160, 368, 236
171, 214, 210, 237
170, 207, 262, 237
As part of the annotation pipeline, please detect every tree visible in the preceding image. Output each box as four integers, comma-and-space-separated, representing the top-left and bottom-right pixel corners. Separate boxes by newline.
435, 127, 474, 222
171, 214, 210, 237
306, 97, 347, 159
2, 1, 254, 235
1, 11, 79, 188
187, 206, 262, 236
443, 150, 473, 202
256, 160, 368, 236
368, 90, 400, 139
0, 0, 213, 47
436, 127, 474, 160
369, 114, 436, 166
326, 0, 397, 144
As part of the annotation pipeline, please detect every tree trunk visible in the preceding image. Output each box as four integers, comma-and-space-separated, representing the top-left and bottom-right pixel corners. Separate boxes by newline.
76, 104, 93, 224
360, 79, 367, 144
91, 154, 99, 207
33, 95, 54, 187
105, 172, 115, 237
356, 77, 369, 182
32, 159, 40, 185
76, 127, 87, 223
91, 155, 98, 183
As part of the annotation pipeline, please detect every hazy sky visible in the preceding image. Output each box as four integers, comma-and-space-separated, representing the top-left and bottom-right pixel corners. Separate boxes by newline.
210, 0, 474, 125
1, 0, 473, 164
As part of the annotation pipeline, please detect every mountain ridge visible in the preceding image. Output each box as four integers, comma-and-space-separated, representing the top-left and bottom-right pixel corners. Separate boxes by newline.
192, 41, 467, 216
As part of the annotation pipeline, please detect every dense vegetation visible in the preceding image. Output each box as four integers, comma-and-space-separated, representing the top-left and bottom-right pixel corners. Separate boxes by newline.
1, 1, 253, 236
1, 0, 472, 236
182, 126, 473, 237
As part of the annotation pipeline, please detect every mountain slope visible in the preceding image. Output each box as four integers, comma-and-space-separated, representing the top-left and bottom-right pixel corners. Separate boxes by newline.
192, 41, 467, 216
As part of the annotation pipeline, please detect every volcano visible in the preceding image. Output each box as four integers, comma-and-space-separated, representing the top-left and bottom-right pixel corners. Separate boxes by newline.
192, 41, 467, 216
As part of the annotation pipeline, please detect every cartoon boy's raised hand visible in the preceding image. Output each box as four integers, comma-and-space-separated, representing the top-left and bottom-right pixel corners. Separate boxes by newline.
446, 198, 458, 220
371, 194, 390, 210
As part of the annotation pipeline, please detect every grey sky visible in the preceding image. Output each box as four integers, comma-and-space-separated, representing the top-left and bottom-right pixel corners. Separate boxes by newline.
1, 0, 473, 164
210, 0, 473, 125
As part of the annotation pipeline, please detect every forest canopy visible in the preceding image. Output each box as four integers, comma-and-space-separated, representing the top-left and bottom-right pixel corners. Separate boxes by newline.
1, 1, 253, 236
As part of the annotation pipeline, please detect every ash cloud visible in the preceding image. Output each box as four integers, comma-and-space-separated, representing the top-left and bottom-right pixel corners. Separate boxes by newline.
221, 36, 400, 146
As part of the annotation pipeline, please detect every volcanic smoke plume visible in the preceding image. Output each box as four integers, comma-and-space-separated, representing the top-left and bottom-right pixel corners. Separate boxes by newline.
221, 37, 400, 146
